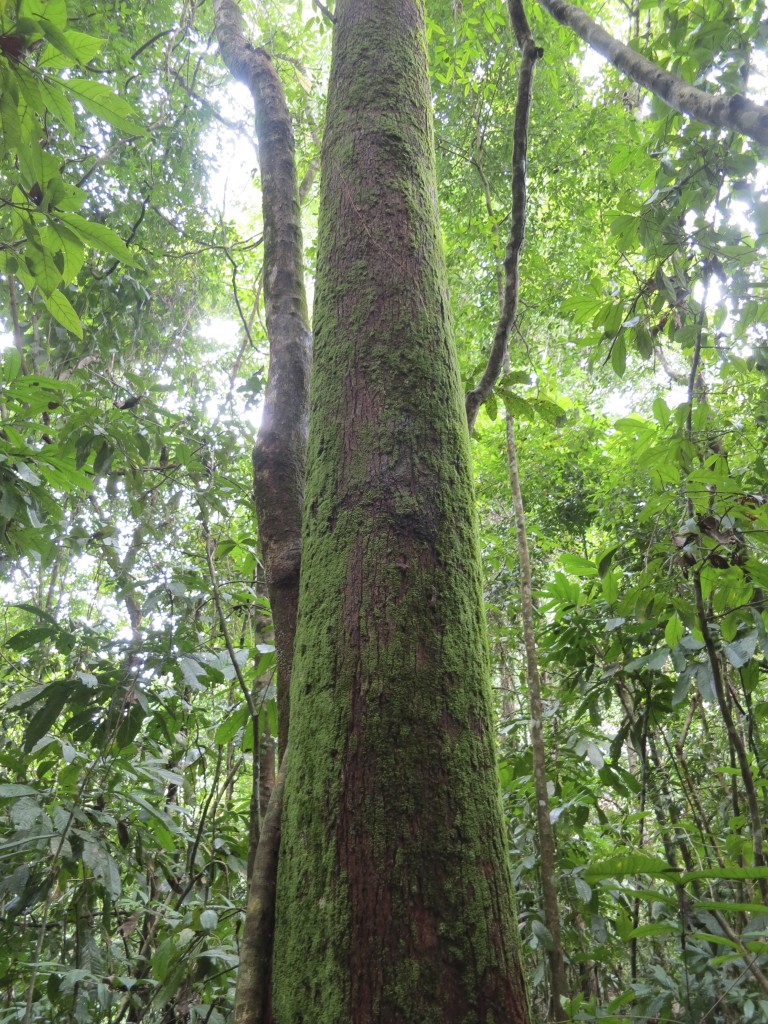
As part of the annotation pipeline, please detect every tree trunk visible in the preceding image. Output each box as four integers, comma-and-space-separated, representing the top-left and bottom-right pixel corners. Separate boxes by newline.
214, 0, 311, 758
271, 2, 531, 1022
214, 4, 309, 1022
505, 413, 569, 1021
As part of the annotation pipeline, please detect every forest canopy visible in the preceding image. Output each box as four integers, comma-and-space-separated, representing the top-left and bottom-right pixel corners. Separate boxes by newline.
1, 0, 768, 1022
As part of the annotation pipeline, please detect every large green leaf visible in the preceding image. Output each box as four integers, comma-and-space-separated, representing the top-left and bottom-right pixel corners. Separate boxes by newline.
42, 289, 82, 337
57, 212, 135, 265
62, 79, 146, 135
584, 854, 680, 882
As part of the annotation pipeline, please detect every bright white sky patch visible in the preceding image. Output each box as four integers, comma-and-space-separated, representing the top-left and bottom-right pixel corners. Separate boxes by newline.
204, 82, 260, 226
579, 47, 607, 81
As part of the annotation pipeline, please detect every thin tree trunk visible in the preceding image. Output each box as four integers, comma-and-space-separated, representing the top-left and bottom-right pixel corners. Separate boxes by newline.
693, 571, 768, 903
535, 0, 768, 145
214, 4, 310, 1022
683, 318, 768, 904
272, 1, 531, 1020
214, 0, 311, 759
470, 5, 568, 1016
235, 755, 288, 1024
506, 412, 569, 1021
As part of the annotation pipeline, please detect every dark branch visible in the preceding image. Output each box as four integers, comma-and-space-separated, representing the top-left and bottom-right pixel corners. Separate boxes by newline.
466, 0, 541, 433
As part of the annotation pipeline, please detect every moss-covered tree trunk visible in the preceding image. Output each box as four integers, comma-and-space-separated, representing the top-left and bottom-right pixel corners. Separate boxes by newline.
271, 1, 531, 1021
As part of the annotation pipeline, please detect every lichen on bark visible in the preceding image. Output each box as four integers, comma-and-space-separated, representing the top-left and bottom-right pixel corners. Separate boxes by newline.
271, 2, 531, 1022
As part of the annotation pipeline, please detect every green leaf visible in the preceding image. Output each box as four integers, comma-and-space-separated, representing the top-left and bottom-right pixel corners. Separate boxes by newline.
37, 77, 75, 133
11, 796, 44, 830
499, 370, 531, 387
62, 79, 146, 136
38, 17, 79, 60
597, 544, 621, 578
528, 396, 567, 426
0, 783, 39, 798
682, 866, 768, 883
57, 213, 135, 265
214, 705, 249, 746
24, 685, 69, 752
626, 922, 679, 939
585, 854, 680, 882
531, 919, 554, 950
254, 649, 276, 676
695, 900, 768, 915
611, 334, 627, 377
634, 324, 654, 358
0, 82, 22, 153
501, 392, 534, 419
151, 938, 176, 982
178, 655, 207, 691
199, 909, 218, 931
672, 669, 692, 706
25, 240, 62, 295
40, 223, 84, 283
40, 30, 104, 70
7, 625, 55, 650
664, 615, 683, 648
92, 442, 114, 476
601, 570, 619, 605
64, 30, 104, 63
724, 631, 757, 669
695, 661, 717, 703
20, 0, 68, 30
2, 347, 22, 382
560, 553, 597, 577
43, 289, 82, 338
652, 396, 670, 427
5, 684, 47, 710
82, 841, 122, 897
15, 64, 46, 117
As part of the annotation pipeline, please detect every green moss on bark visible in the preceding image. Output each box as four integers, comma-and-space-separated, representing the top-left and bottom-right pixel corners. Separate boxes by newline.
271, 2, 531, 1022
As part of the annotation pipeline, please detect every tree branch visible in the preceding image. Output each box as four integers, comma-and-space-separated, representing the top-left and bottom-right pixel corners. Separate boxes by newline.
466, 0, 541, 434
536, 0, 768, 146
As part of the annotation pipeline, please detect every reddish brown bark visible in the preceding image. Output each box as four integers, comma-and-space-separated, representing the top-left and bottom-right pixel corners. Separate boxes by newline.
272, 2, 532, 1021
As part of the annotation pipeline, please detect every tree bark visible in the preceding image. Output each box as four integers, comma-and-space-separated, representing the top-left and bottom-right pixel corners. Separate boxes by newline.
535, 0, 768, 147
272, 1, 531, 1021
214, 0, 312, 758
235, 754, 288, 1024
214, 5, 310, 1023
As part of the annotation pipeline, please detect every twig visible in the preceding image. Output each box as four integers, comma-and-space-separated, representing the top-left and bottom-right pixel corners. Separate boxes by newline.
312, 0, 336, 24
201, 516, 258, 721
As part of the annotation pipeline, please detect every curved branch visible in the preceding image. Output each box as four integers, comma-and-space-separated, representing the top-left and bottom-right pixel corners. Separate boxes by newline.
536, 0, 768, 146
466, 1, 541, 434
214, 0, 311, 757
